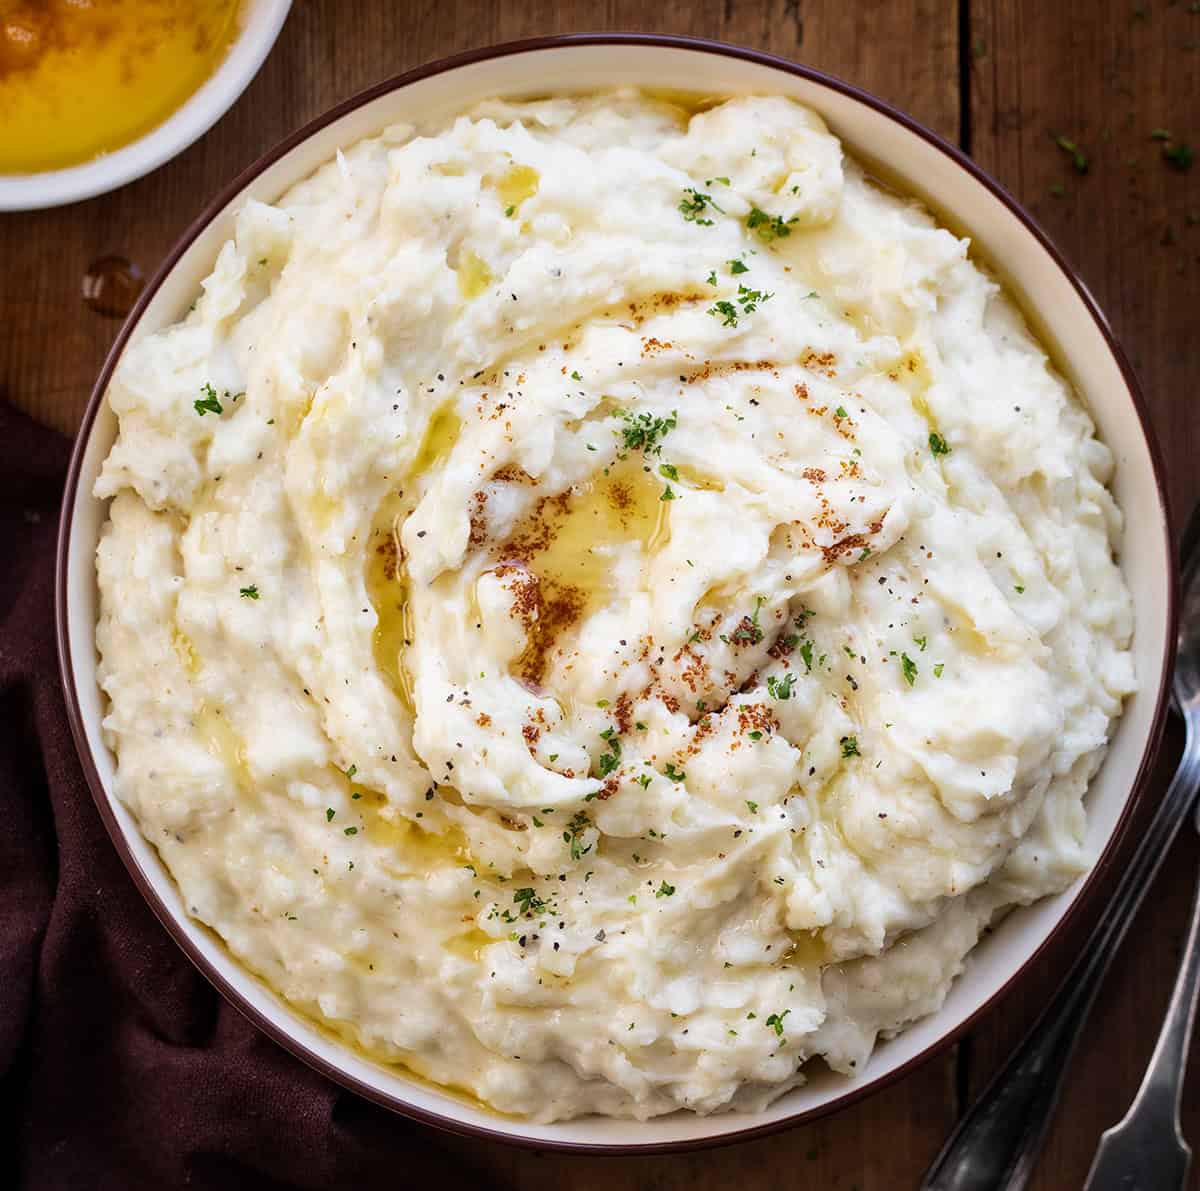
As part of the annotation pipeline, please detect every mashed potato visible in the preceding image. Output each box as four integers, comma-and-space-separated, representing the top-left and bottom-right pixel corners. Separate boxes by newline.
94, 91, 1135, 1121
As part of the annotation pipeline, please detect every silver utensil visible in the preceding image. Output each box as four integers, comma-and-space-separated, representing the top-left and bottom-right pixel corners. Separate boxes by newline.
921, 505, 1199, 1191
1083, 541, 1200, 1188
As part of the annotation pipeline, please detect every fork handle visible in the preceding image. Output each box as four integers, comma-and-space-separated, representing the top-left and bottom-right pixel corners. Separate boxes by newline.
921, 704, 1200, 1191
1082, 851, 1200, 1190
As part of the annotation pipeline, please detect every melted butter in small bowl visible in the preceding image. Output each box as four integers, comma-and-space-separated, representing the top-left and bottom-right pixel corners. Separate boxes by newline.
0, 0, 244, 175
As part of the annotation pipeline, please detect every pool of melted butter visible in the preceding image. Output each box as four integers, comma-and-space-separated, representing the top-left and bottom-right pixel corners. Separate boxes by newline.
0, 0, 243, 174
367, 399, 674, 698
502, 454, 670, 686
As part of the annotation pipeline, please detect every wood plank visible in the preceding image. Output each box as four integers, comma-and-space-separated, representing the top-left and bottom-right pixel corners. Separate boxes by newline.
970, 0, 1200, 529
968, 1, 1200, 1186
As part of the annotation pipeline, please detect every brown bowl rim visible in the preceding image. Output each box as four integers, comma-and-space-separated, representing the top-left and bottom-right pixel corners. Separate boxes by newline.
55, 31, 1178, 1156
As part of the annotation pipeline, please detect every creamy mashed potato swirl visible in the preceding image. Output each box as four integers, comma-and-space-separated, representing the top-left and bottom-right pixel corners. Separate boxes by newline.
95, 92, 1136, 1121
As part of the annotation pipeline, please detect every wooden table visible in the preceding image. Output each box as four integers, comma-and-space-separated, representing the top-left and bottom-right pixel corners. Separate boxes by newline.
4, 2, 1198, 1186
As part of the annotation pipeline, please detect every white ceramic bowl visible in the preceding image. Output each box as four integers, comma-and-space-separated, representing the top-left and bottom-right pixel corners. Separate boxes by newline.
56, 34, 1176, 1153
0, 0, 291, 212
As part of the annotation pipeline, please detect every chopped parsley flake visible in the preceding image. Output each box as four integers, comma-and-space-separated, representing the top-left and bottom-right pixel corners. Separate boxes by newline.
745, 206, 796, 241
929, 432, 951, 457
765, 1009, 791, 1037
660, 483, 677, 502
659, 462, 679, 481
564, 811, 593, 861
325, 808, 335, 822
835, 406, 849, 419
343, 764, 357, 779
901, 652, 919, 686
663, 762, 686, 782
709, 299, 739, 327
1164, 141, 1194, 171
767, 673, 797, 701
239, 584, 259, 599
637, 773, 653, 789
914, 635, 928, 652
735, 284, 772, 314
706, 270, 718, 286
513, 887, 548, 917
840, 736, 861, 758
679, 187, 724, 224
729, 257, 750, 275
571, 370, 582, 381
596, 728, 621, 778
1054, 134, 1089, 174
656, 881, 676, 898
934, 662, 945, 678
617, 407, 678, 455
746, 800, 759, 813
749, 730, 763, 741
1015, 584, 1026, 594
799, 640, 814, 674
194, 382, 223, 416
343, 826, 358, 836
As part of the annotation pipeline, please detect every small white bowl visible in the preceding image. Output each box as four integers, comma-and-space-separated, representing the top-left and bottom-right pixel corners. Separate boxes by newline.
56, 35, 1177, 1153
0, 0, 291, 212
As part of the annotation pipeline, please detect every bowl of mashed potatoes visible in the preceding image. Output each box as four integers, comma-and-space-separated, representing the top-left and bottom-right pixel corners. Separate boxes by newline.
57, 35, 1176, 1150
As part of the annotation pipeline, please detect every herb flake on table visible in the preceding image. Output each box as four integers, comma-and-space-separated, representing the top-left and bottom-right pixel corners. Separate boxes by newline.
1053, 134, 1089, 174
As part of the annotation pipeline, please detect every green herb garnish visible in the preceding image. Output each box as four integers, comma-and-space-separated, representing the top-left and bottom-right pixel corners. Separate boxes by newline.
745, 206, 796, 241
767, 673, 797, 700
194, 383, 223, 416
679, 187, 724, 224
765, 1009, 790, 1037
617, 407, 678, 455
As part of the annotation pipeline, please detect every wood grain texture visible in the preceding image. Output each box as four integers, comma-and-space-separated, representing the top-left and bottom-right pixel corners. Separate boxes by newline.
966, 2, 1200, 1187
8, 1, 1200, 1188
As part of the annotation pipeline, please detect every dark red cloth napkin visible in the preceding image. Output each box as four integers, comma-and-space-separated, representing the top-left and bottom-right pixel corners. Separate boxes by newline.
0, 404, 505, 1189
